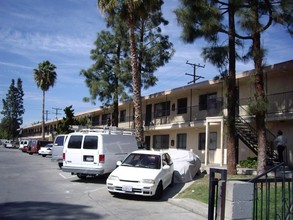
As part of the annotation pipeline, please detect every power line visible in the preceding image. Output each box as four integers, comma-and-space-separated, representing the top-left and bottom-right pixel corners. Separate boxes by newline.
185, 60, 205, 84
52, 107, 62, 120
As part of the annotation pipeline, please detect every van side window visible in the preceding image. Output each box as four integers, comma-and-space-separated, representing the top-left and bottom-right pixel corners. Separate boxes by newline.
68, 135, 82, 149
83, 136, 98, 149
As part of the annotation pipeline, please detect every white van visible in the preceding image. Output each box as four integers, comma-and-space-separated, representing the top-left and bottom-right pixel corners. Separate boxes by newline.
51, 134, 68, 168
62, 127, 138, 179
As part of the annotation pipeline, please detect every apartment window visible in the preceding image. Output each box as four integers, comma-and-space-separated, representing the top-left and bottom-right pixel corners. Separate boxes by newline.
154, 101, 170, 117
120, 110, 126, 122
102, 114, 110, 125
177, 98, 187, 114
199, 93, 217, 111
153, 135, 169, 149
198, 132, 217, 150
92, 115, 100, 126
177, 133, 187, 149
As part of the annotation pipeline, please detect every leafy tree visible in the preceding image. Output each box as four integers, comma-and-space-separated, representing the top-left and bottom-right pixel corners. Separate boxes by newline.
33, 61, 57, 140
1, 78, 25, 140
81, 26, 131, 126
238, 0, 293, 174
175, 0, 292, 174
175, 0, 241, 175
55, 106, 79, 134
97, 0, 173, 146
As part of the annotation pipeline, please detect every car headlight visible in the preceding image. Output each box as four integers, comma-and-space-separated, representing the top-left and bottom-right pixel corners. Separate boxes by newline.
141, 179, 155, 184
108, 175, 119, 181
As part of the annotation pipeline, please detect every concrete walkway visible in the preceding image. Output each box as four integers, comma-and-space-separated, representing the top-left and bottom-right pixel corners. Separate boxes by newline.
167, 179, 209, 219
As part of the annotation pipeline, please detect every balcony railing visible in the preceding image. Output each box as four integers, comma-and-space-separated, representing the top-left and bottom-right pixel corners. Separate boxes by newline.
20, 91, 293, 137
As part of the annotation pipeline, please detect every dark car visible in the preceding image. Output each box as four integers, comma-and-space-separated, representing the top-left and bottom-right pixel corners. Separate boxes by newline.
27, 140, 52, 155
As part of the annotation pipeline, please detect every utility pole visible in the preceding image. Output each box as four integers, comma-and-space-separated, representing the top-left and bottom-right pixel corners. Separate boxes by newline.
185, 60, 205, 84
45, 110, 50, 121
52, 107, 62, 120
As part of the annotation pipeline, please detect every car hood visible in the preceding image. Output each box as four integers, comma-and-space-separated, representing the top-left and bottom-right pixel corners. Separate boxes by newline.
110, 166, 161, 181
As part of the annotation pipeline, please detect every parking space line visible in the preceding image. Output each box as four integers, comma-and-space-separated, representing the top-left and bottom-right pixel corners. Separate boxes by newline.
59, 172, 76, 179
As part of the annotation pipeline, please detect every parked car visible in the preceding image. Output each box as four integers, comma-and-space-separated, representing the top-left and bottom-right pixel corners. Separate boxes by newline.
166, 149, 201, 183
0, 139, 5, 148
106, 150, 174, 199
62, 128, 138, 179
51, 134, 68, 168
19, 140, 29, 150
38, 143, 53, 157
27, 140, 52, 155
22, 140, 31, 153
4, 140, 13, 148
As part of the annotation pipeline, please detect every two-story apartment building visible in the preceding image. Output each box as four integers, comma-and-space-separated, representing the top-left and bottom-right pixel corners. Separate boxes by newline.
20, 60, 293, 166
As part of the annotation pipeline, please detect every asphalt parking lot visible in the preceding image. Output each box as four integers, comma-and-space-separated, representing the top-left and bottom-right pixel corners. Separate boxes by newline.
0, 147, 207, 220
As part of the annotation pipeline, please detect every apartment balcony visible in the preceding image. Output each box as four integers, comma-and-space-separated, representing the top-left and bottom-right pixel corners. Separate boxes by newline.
266, 91, 293, 121
143, 99, 224, 130
140, 91, 293, 130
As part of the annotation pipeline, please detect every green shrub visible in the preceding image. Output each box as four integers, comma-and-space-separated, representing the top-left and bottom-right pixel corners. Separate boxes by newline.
239, 157, 257, 169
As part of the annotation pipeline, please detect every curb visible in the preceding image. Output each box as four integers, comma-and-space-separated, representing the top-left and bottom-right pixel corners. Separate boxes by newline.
168, 198, 208, 219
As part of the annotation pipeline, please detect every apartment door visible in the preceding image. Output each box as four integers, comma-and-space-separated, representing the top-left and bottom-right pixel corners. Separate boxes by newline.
145, 104, 152, 126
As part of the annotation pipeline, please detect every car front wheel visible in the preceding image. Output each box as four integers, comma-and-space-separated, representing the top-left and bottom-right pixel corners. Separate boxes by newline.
153, 182, 163, 200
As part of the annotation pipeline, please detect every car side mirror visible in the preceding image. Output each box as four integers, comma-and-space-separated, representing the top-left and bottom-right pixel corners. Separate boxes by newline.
116, 161, 122, 167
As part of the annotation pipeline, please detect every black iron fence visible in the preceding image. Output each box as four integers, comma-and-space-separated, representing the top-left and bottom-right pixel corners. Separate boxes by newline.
247, 163, 293, 220
208, 163, 293, 220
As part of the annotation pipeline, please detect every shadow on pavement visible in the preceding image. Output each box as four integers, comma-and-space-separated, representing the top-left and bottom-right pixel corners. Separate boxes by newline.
0, 201, 102, 220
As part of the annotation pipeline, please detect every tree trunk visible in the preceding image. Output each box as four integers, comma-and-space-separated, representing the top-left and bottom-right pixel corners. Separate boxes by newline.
252, 2, 267, 175
128, 7, 144, 147
227, 1, 237, 175
42, 90, 45, 140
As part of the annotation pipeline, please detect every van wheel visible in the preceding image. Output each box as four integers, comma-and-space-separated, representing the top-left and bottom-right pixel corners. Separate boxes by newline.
77, 173, 87, 179
42, 155, 46, 157
58, 163, 63, 169
153, 182, 163, 200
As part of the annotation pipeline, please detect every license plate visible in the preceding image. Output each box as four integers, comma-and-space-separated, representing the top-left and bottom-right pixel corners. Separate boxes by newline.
122, 185, 132, 192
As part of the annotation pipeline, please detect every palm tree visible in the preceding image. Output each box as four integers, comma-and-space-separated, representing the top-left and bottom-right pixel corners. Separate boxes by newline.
33, 60, 57, 140
97, 0, 152, 147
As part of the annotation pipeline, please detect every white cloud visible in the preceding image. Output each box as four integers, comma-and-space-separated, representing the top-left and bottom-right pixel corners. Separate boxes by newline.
0, 28, 93, 54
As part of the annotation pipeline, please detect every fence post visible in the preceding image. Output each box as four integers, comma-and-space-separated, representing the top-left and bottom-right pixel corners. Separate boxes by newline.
224, 181, 254, 220
208, 168, 227, 220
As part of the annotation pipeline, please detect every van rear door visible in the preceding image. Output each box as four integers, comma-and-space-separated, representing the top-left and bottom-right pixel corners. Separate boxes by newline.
80, 135, 99, 169
64, 135, 83, 168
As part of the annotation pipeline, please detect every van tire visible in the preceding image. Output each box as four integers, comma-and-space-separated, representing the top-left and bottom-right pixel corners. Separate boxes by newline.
58, 163, 63, 169
77, 173, 87, 179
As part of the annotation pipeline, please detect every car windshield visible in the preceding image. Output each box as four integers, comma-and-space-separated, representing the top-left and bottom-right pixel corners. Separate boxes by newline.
122, 153, 161, 169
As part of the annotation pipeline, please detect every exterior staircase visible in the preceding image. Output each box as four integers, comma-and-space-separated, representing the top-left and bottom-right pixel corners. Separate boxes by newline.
235, 115, 278, 162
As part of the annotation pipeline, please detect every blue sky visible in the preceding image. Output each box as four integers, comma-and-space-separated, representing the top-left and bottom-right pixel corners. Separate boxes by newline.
0, 0, 292, 127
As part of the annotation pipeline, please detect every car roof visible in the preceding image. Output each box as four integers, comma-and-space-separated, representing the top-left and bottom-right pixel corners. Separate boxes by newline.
130, 150, 165, 156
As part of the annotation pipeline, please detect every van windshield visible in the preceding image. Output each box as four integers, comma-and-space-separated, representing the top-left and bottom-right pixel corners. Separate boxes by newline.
55, 136, 65, 146
122, 153, 161, 169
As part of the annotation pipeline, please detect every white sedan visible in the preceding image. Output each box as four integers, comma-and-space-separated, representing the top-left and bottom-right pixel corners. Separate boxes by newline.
38, 143, 53, 157
106, 150, 174, 199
